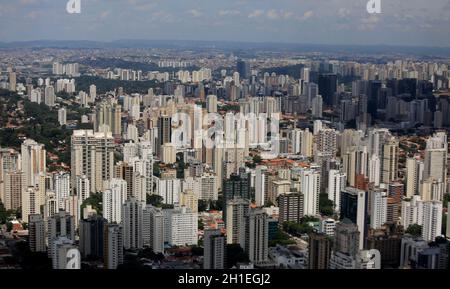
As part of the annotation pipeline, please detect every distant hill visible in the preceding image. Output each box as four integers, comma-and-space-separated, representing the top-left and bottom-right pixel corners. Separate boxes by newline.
1, 39, 450, 57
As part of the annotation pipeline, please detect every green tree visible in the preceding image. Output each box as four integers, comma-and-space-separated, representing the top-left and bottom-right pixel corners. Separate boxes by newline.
226, 244, 249, 268
210, 195, 224, 211
198, 219, 204, 230
319, 193, 334, 217
147, 194, 164, 207
0, 200, 7, 224
153, 162, 161, 177
81, 192, 103, 215
198, 200, 208, 212
406, 224, 422, 237
252, 155, 262, 165
6, 222, 13, 232
269, 229, 296, 247
138, 248, 165, 262
191, 246, 204, 256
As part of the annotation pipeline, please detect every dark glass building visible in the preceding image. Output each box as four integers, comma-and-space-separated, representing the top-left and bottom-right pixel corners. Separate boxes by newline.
318, 73, 337, 106
79, 215, 106, 259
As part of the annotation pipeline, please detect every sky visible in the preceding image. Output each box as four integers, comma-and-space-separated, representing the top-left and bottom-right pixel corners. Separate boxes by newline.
1, 0, 450, 47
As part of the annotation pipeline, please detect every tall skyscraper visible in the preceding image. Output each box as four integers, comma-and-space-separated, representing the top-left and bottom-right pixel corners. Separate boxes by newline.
47, 211, 75, 246
335, 220, 360, 255
157, 115, 172, 157
51, 237, 79, 269
255, 166, 268, 207
206, 95, 218, 113
236, 60, 251, 79
28, 214, 46, 252
370, 190, 387, 229
329, 220, 360, 269
381, 139, 399, 184
22, 186, 40, 223
300, 169, 320, 216
0, 148, 21, 185
223, 172, 251, 221
114, 162, 134, 199
44, 85, 56, 107
316, 128, 337, 157
423, 132, 447, 185
58, 108, 67, 126
308, 232, 332, 269
421, 201, 443, 242
405, 157, 424, 198
95, 100, 122, 136
21, 139, 46, 188
226, 197, 249, 246
103, 223, 124, 269
164, 206, 198, 246
71, 130, 115, 193
318, 73, 337, 106
3, 171, 23, 211
143, 205, 165, 253
328, 170, 346, 213
340, 187, 368, 250
245, 208, 269, 264
89, 84, 97, 102
79, 215, 106, 258
203, 229, 226, 269
54, 172, 70, 210
278, 192, 304, 224
9, 72, 17, 91
311, 95, 323, 118
122, 198, 144, 250
76, 175, 90, 208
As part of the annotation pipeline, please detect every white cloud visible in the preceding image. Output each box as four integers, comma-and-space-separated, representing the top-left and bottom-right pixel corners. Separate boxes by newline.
151, 10, 177, 23
24, 10, 41, 20
267, 9, 279, 20
359, 15, 380, 31
283, 11, 294, 20
297, 10, 313, 21
248, 9, 264, 18
187, 9, 203, 18
20, 0, 38, 5
337, 8, 351, 19
218, 10, 240, 16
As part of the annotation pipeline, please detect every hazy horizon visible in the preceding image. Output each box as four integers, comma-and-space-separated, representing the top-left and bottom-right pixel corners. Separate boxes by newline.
1, 0, 450, 47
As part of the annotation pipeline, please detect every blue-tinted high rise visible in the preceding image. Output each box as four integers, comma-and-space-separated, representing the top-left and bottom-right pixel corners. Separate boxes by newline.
237, 59, 251, 80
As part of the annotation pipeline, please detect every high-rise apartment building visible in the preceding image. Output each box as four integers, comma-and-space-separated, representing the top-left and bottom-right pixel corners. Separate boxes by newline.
308, 232, 332, 269
255, 166, 268, 207
370, 190, 387, 229
278, 192, 304, 224
143, 205, 165, 253
103, 223, 124, 269
340, 187, 368, 250
3, 171, 24, 211
226, 197, 249, 246
28, 214, 46, 252
328, 170, 346, 213
405, 157, 424, 198
245, 208, 269, 264
71, 130, 115, 193
21, 139, 46, 188
203, 229, 226, 269
79, 215, 106, 258
122, 198, 144, 250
